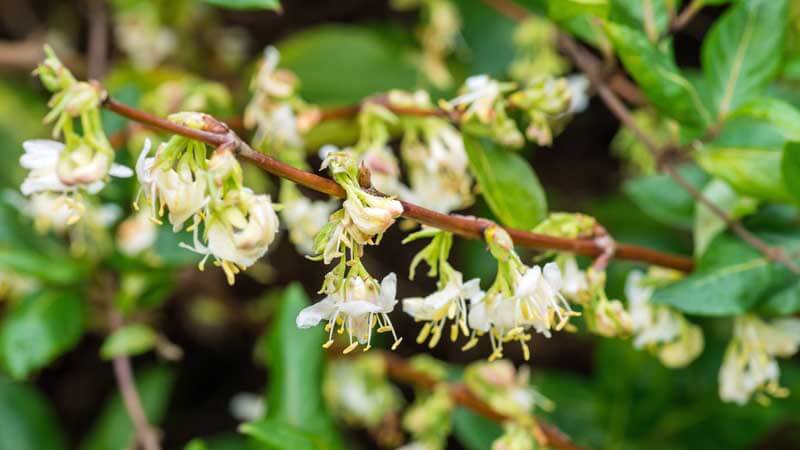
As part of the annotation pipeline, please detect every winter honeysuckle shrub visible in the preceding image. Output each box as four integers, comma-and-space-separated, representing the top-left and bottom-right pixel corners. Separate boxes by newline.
323, 353, 404, 428
402, 229, 482, 348
719, 315, 800, 405
464, 359, 553, 419
625, 270, 704, 368
466, 226, 578, 361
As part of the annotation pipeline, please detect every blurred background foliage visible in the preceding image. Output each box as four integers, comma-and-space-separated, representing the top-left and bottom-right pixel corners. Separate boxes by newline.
0, 0, 798, 449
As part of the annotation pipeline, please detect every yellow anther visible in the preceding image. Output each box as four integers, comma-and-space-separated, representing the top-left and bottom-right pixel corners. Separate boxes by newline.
461, 337, 479, 351
322, 339, 334, 349
391, 338, 403, 350
342, 342, 359, 354
417, 322, 432, 344
450, 324, 459, 342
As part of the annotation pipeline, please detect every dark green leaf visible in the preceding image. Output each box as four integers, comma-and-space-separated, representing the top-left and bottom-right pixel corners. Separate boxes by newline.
0, 378, 67, 450
80, 366, 175, 450
452, 408, 502, 450
463, 135, 548, 229
609, 0, 670, 41
623, 164, 708, 229
0, 247, 85, 285
100, 324, 158, 360
781, 141, 800, 203
278, 25, 418, 105
760, 279, 800, 315
653, 232, 800, 315
605, 22, 712, 127
701, 0, 789, 118
249, 283, 344, 450
201, 0, 280, 10
0, 291, 84, 379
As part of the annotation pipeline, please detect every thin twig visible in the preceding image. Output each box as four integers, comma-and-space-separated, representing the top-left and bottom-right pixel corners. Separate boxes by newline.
87, 0, 108, 80
108, 311, 162, 450
557, 35, 800, 274
382, 352, 587, 450
101, 96, 694, 271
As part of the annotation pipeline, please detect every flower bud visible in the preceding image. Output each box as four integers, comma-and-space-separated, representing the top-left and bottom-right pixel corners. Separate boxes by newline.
35, 46, 76, 92
485, 225, 514, 261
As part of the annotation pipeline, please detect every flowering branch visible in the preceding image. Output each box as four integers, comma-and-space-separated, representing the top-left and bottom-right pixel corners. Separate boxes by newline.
382, 352, 587, 450
101, 95, 694, 271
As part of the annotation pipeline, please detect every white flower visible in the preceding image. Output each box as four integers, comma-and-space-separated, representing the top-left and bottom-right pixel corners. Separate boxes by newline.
116, 211, 158, 256
624, 271, 703, 367
448, 75, 503, 123
403, 273, 482, 347
719, 315, 800, 405
567, 74, 590, 114
559, 254, 589, 302
136, 140, 209, 231
342, 188, 403, 243
201, 189, 280, 284
296, 273, 401, 352
252, 47, 297, 99
26, 192, 84, 233
281, 195, 338, 255
21, 139, 131, 195
468, 263, 576, 361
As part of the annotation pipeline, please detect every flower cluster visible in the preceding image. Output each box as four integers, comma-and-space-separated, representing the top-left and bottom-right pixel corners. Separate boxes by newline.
135, 115, 280, 284
244, 47, 336, 255
392, 0, 461, 89
719, 315, 800, 405
510, 15, 570, 82
464, 360, 553, 418
21, 49, 132, 228
626, 270, 704, 368
324, 353, 404, 428
297, 148, 404, 352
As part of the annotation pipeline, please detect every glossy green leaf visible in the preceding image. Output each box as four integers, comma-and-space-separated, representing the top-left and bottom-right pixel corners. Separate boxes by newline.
463, 135, 547, 229
201, 0, 280, 10
0, 378, 67, 450
653, 232, 800, 315
781, 141, 800, 203
100, 324, 158, 360
693, 178, 757, 256
605, 22, 712, 127
696, 147, 792, 202
0, 291, 84, 379
80, 366, 175, 450
548, 0, 609, 22
759, 279, 800, 315
701, 0, 789, 118
609, 0, 670, 41
623, 164, 708, 229
729, 97, 800, 141
248, 283, 344, 450
278, 25, 418, 105
452, 408, 503, 450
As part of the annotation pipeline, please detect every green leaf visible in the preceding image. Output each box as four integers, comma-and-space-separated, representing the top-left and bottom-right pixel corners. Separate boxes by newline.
248, 283, 344, 450
0, 291, 84, 379
609, 0, 670, 41
241, 419, 322, 450
548, 0, 609, 22
760, 279, 800, 315
278, 25, 418, 105
0, 378, 68, 450
696, 147, 792, 202
605, 22, 712, 127
452, 408, 503, 450
653, 232, 800, 315
0, 247, 85, 285
701, 0, 789, 118
100, 324, 158, 360
80, 366, 175, 450
781, 141, 800, 203
201, 0, 280, 10
623, 164, 708, 229
729, 97, 800, 141
463, 135, 548, 229
693, 178, 757, 256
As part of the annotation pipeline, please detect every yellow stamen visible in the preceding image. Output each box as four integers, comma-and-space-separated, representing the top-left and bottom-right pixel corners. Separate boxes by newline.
391, 338, 403, 350
450, 324, 459, 342
322, 339, 334, 349
342, 342, 358, 354
417, 322, 432, 344
461, 337, 479, 351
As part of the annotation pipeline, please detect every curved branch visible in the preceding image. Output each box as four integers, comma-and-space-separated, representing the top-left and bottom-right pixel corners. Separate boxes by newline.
102, 95, 694, 271
383, 352, 587, 450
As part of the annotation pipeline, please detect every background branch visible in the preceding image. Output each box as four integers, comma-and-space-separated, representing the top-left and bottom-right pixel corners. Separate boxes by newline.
382, 352, 587, 450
